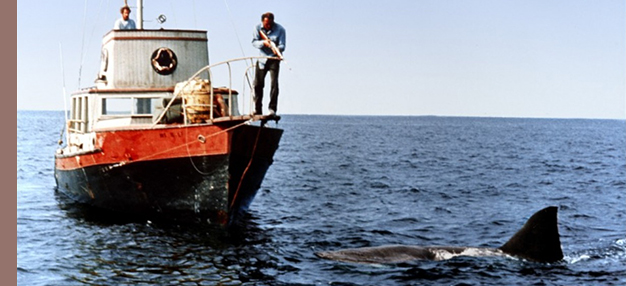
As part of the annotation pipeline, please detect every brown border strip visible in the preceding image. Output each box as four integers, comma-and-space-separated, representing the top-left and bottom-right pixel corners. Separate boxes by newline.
104, 36, 207, 45
102, 29, 208, 45
103, 29, 207, 37
72, 87, 175, 95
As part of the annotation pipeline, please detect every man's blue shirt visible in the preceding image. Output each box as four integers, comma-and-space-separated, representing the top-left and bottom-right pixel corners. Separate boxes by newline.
252, 22, 286, 67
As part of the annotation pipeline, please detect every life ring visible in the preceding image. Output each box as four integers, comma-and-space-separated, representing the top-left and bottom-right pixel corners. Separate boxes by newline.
151, 47, 177, 75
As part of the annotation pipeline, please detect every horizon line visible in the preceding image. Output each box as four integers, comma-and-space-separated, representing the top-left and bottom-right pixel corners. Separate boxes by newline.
16, 109, 626, 121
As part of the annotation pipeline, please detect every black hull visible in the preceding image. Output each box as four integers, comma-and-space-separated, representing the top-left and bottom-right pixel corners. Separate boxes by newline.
55, 125, 282, 225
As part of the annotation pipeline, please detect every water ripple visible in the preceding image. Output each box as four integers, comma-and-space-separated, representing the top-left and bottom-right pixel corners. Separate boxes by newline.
18, 113, 626, 285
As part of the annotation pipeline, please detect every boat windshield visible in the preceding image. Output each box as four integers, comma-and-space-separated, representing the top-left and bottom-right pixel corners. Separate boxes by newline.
101, 97, 157, 116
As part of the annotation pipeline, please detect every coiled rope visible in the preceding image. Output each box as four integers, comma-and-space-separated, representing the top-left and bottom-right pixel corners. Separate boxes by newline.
105, 119, 252, 171
230, 123, 262, 209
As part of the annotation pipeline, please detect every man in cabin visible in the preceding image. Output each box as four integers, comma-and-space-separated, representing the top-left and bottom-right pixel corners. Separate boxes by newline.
114, 5, 136, 30
252, 12, 286, 116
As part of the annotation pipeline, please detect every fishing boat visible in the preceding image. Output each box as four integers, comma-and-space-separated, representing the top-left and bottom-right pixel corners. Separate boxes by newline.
54, 1, 283, 225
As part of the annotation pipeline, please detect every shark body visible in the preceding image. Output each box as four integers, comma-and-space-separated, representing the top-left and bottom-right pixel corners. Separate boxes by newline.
316, 206, 564, 264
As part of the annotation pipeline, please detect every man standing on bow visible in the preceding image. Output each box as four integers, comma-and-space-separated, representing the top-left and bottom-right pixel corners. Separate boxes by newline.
114, 5, 136, 30
252, 12, 286, 115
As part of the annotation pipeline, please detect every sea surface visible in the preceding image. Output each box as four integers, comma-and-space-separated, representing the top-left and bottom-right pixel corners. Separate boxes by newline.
17, 111, 626, 285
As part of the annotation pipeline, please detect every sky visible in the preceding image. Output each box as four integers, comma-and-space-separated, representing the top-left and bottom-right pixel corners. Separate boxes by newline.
17, 0, 626, 119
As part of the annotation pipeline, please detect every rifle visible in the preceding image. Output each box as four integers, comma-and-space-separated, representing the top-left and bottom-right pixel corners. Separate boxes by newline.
259, 30, 283, 60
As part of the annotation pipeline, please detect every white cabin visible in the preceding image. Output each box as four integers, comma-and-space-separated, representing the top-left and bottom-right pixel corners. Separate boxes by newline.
67, 28, 242, 141
95, 30, 209, 89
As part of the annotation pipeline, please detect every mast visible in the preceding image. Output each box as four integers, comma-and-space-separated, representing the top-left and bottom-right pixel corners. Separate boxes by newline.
137, 0, 143, 29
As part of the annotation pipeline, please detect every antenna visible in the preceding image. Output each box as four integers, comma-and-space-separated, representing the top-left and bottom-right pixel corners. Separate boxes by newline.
59, 43, 69, 146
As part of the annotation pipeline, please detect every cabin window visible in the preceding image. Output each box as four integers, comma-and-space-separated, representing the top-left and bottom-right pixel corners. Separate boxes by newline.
70, 96, 89, 133
135, 98, 151, 114
82, 97, 89, 132
101, 97, 155, 115
70, 97, 78, 131
102, 98, 132, 115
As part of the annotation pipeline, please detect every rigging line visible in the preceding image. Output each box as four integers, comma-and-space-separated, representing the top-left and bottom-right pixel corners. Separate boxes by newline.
230, 125, 262, 209
59, 43, 69, 146
186, 120, 256, 175
169, 1, 177, 27
192, 0, 198, 29
78, 0, 107, 126
106, 120, 252, 170
243, 65, 256, 115
77, 0, 89, 88
223, 0, 256, 108
223, 0, 251, 65
185, 117, 213, 176
86, 0, 107, 59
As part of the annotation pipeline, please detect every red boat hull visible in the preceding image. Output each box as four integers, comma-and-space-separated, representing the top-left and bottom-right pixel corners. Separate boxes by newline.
54, 123, 282, 225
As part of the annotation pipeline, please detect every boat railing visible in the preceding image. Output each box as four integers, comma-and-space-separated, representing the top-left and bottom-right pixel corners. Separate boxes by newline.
153, 56, 279, 126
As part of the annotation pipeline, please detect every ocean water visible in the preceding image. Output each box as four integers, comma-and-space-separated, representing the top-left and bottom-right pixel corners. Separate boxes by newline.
17, 111, 626, 285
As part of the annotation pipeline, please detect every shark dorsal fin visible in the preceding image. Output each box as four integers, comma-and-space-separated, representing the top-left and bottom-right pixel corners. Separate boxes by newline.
499, 206, 563, 263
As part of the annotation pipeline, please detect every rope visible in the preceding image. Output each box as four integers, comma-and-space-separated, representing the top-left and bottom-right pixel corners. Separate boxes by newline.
86, 0, 108, 54
184, 119, 236, 176
77, 0, 89, 88
59, 43, 69, 146
223, 0, 250, 65
192, 0, 198, 29
105, 120, 252, 170
77, 0, 108, 88
153, 56, 274, 126
169, 1, 177, 27
230, 124, 262, 209
222, 0, 256, 102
